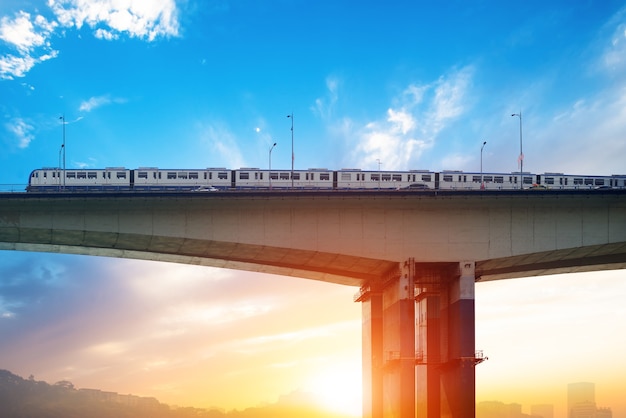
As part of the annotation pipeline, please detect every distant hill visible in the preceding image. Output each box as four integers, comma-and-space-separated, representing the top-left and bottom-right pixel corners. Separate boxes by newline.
0, 370, 356, 418
0, 369, 223, 418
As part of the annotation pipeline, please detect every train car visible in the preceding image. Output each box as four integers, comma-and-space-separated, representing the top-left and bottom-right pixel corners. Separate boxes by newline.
437, 171, 530, 190
132, 167, 232, 191
335, 169, 436, 190
27, 167, 132, 192
233, 168, 334, 189
536, 173, 626, 190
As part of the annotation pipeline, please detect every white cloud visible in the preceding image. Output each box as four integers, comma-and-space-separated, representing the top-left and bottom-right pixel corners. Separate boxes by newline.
79, 95, 126, 112
48, 0, 180, 41
600, 7, 626, 74
0, 11, 58, 79
6, 118, 35, 148
0, 11, 57, 53
199, 122, 246, 169
313, 76, 339, 120
347, 66, 474, 171
0, 1, 180, 79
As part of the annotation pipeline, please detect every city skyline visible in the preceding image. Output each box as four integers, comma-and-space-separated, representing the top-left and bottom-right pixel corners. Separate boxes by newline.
477, 381, 615, 418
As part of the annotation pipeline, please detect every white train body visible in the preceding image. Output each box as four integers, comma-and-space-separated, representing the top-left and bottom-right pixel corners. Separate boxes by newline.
26, 167, 626, 192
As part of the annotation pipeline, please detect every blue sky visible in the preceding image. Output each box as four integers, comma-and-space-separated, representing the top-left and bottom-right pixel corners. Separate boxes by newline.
1, 1, 626, 416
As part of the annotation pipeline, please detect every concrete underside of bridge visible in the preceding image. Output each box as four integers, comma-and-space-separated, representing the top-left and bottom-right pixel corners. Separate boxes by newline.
1, 190, 626, 418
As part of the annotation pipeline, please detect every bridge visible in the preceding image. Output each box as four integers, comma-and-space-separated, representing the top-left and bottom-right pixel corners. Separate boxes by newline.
1, 190, 625, 418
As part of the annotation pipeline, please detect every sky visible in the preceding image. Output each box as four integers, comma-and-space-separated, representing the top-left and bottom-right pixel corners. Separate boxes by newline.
0, 0, 626, 416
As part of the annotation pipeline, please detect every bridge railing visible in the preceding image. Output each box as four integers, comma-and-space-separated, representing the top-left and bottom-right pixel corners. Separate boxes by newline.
0, 184, 27, 193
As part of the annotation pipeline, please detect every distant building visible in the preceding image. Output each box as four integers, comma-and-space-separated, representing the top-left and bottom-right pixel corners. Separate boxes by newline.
531, 404, 554, 418
477, 401, 538, 418
567, 382, 612, 418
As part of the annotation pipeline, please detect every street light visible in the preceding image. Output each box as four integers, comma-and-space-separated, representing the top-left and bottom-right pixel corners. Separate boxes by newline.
59, 114, 66, 190
287, 113, 293, 189
269, 142, 276, 190
480, 141, 487, 190
376, 158, 382, 190
511, 111, 523, 189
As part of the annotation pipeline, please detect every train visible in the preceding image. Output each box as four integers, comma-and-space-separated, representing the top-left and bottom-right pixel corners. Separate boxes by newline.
26, 167, 626, 192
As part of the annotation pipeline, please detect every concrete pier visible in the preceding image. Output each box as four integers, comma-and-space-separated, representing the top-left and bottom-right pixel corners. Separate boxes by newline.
359, 260, 477, 418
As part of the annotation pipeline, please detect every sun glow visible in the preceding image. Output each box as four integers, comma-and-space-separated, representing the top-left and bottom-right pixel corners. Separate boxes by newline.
305, 365, 362, 417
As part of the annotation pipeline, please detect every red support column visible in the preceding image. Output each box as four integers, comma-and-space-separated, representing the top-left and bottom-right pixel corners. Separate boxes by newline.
440, 261, 476, 418
360, 286, 383, 418
381, 260, 416, 418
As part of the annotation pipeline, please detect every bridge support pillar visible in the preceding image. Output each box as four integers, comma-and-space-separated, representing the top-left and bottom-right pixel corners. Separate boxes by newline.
358, 260, 476, 418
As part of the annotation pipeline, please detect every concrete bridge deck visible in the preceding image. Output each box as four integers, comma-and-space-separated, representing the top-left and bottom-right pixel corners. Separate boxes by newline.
1, 189, 625, 284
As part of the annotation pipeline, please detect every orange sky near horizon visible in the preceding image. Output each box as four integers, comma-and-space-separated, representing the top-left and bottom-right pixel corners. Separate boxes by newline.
1, 253, 625, 417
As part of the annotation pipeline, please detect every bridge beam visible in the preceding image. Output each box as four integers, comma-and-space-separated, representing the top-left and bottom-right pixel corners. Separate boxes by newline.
359, 260, 476, 418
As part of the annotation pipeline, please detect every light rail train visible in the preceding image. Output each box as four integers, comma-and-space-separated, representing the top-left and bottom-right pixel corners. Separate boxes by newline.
26, 167, 626, 192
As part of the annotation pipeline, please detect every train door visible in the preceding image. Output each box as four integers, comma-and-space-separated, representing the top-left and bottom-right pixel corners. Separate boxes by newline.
333, 171, 338, 189
434, 172, 440, 190
130, 170, 135, 189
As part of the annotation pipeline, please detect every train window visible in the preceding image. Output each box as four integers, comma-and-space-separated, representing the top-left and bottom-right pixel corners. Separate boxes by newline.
392, 174, 401, 181
87, 172, 97, 179
574, 178, 583, 185
443, 175, 453, 182
371, 174, 380, 181
218, 172, 228, 180
382, 174, 391, 181
584, 178, 594, 185
545, 177, 554, 185
484, 176, 493, 183
270, 172, 278, 180
66, 172, 76, 178
494, 176, 504, 183
421, 175, 431, 182
167, 172, 176, 179
595, 179, 605, 186
320, 173, 330, 181
472, 176, 481, 183
523, 176, 533, 184
178, 172, 188, 179
189, 172, 199, 180
138, 172, 148, 179
292, 173, 300, 180
77, 172, 86, 179
239, 172, 250, 180
341, 173, 351, 181
117, 172, 126, 179
280, 173, 289, 180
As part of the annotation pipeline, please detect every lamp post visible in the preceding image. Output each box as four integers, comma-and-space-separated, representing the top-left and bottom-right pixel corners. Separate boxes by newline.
59, 114, 65, 190
269, 142, 276, 190
480, 141, 487, 190
376, 158, 382, 190
287, 113, 293, 189
511, 111, 523, 189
